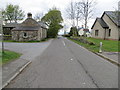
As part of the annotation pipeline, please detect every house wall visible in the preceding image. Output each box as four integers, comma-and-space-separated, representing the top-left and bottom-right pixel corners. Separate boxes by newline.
102, 14, 119, 40
91, 21, 105, 39
38, 28, 47, 39
38, 28, 42, 40
42, 28, 47, 38
12, 30, 38, 41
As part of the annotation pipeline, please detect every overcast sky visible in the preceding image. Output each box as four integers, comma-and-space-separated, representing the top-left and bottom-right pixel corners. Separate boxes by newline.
0, 0, 119, 33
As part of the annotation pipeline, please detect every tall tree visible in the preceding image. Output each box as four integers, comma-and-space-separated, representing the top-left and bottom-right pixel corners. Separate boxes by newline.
78, 0, 96, 28
66, 0, 96, 28
41, 8, 63, 38
75, 2, 82, 28
2, 4, 25, 23
13, 5, 25, 23
66, 1, 76, 27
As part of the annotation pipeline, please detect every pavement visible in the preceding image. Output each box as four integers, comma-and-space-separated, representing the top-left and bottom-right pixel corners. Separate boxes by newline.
101, 52, 118, 63
3, 37, 118, 88
2, 58, 31, 88
1, 39, 52, 89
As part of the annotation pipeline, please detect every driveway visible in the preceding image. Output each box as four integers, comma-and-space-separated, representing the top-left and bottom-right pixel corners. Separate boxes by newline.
4, 40, 53, 61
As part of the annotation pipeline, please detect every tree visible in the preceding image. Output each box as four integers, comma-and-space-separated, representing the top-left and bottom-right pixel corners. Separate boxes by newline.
34, 12, 43, 21
41, 8, 63, 38
66, 0, 96, 28
78, 0, 96, 28
75, 2, 82, 28
66, 1, 76, 27
2, 4, 25, 23
69, 27, 78, 36
13, 5, 25, 23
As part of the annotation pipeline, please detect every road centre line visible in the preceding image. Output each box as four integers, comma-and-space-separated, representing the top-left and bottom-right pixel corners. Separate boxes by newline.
62, 40, 66, 46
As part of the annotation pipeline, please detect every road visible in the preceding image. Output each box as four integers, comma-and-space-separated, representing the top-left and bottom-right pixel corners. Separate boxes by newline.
5, 37, 118, 88
4, 40, 52, 61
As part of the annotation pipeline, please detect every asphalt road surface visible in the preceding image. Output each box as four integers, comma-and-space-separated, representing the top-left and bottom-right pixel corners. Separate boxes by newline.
4, 40, 52, 61
5, 37, 118, 88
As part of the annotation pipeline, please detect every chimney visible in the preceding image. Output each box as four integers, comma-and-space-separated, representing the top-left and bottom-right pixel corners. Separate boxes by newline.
27, 13, 32, 18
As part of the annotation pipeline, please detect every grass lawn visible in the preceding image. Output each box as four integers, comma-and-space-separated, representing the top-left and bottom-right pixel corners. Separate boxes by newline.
1, 50, 21, 65
87, 38, 119, 52
68, 37, 119, 52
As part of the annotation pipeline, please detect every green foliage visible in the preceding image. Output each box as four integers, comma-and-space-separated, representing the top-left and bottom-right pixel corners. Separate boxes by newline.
86, 37, 119, 52
2, 50, 21, 65
41, 9, 63, 25
68, 37, 119, 52
69, 27, 78, 36
2, 4, 25, 23
41, 8, 63, 38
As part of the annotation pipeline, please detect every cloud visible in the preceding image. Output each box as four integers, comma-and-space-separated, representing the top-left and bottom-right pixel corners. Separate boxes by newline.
1, 0, 118, 29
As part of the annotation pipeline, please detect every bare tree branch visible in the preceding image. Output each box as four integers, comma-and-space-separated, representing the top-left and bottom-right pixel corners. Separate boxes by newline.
34, 12, 43, 21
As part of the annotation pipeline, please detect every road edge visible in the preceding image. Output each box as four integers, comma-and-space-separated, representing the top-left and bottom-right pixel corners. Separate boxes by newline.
94, 52, 120, 67
66, 37, 120, 67
2, 61, 32, 88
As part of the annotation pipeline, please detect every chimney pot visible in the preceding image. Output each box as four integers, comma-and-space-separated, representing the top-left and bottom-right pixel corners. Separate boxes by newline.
27, 13, 32, 18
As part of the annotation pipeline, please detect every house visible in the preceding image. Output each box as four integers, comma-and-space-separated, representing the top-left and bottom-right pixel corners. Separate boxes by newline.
12, 13, 47, 41
78, 25, 91, 37
3, 23, 19, 35
91, 11, 120, 40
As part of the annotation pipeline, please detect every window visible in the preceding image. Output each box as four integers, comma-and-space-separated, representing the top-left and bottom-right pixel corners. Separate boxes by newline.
95, 30, 99, 36
108, 29, 111, 37
23, 32, 28, 38
24, 32, 27, 37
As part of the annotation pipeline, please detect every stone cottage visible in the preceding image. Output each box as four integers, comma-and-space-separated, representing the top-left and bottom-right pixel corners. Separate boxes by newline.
3, 23, 19, 35
12, 13, 47, 41
91, 11, 120, 40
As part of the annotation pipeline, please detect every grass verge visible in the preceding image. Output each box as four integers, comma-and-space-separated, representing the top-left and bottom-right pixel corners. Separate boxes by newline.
86, 37, 119, 52
1, 50, 21, 65
68, 37, 119, 52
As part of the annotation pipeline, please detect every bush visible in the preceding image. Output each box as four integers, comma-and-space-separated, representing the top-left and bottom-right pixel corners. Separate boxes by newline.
41, 38, 47, 41
70, 37, 95, 45
62, 34, 70, 37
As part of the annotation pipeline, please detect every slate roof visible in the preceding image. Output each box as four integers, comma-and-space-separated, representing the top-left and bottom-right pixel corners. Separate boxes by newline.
38, 21, 47, 29
12, 18, 41, 31
78, 27, 89, 32
103, 11, 120, 26
91, 11, 120, 29
77, 27, 83, 31
83, 29, 89, 32
3, 23, 19, 28
91, 18, 109, 29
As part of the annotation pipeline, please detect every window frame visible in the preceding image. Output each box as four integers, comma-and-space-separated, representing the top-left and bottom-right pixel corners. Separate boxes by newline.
95, 30, 99, 36
23, 32, 28, 38
108, 29, 111, 37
